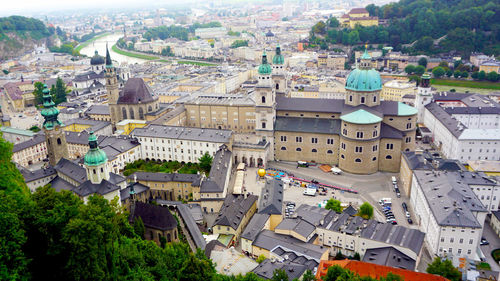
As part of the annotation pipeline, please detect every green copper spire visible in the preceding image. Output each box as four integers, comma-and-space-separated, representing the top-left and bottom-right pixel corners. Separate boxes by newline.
40, 84, 62, 130
105, 43, 113, 68
361, 48, 372, 60
272, 44, 284, 65
258, 50, 272, 75
84, 131, 108, 166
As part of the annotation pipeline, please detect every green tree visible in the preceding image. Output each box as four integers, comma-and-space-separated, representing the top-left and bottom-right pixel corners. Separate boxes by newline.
271, 269, 289, 281
486, 71, 499, 82
312, 21, 326, 34
325, 198, 342, 212
352, 252, 361, 261
358, 202, 374, 219
302, 269, 316, 281
415, 65, 426, 75
53, 77, 67, 105
199, 152, 213, 175
478, 70, 486, 80
230, 40, 249, 49
32, 81, 45, 105
404, 65, 416, 74
327, 17, 340, 28
432, 66, 445, 78
453, 70, 461, 78
426, 257, 461, 281
334, 251, 345, 260
446, 69, 454, 77
460, 71, 469, 78
133, 216, 145, 239
418, 57, 428, 67
256, 255, 266, 264
178, 249, 216, 281
471, 71, 479, 79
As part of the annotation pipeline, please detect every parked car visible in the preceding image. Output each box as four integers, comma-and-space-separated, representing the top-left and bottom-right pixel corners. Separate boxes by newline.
402, 202, 408, 211
407, 218, 413, 224
331, 167, 342, 175
480, 237, 489, 245
405, 211, 411, 218
391, 176, 397, 184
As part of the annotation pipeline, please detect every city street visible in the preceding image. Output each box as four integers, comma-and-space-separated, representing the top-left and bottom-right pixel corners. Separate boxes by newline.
480, 216, 500, 272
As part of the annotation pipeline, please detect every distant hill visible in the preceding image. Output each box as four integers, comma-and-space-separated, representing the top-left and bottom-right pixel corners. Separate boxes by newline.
310, 0, 500, 56
0, 16, 53, 60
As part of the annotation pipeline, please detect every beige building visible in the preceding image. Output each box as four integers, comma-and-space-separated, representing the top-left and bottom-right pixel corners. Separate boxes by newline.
274, 51, 417, 174
340, 8, 379, 29
381, 80, 416, 102
3, 81, 37, 111
491, 211, 500, 238
213, 194, 258, 245
128, 172, 201, 201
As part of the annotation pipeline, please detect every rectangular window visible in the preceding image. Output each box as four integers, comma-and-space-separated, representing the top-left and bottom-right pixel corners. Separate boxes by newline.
406, 123, 412, 129
386, 143, 394, 150
296, 136, 302, 143
327, 138, 334, 145
355, 146, 363, 153
311, 137, 318, 144
356, 132, 364, 138
341, 143, 346, 150
280, 136, 287, 142
405, 137, 411, 143
372, 145, 378, 152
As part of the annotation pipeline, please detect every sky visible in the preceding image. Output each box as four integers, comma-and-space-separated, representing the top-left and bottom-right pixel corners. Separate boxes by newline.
0, 0, 200, 16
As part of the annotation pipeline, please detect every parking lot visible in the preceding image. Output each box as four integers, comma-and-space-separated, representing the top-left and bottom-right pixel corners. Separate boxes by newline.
267, 161, 417, 228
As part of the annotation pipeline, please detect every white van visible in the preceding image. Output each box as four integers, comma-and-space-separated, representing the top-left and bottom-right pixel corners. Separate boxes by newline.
331, 167, 342, 175
391, 176, 397, 184
303, 188, 316, 196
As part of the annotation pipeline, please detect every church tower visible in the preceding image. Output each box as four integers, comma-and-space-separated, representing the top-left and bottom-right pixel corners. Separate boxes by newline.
344, 49, 381, 107
105, 44, 120, 129
415, 73, 433, 123
41, 84, 69, 166
272, 44, 287, 96
255, 51, 276, 160
84, 131, 110, 184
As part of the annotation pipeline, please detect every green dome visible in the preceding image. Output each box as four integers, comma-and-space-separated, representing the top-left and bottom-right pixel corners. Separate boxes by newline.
84, 131, 108, 166
345, 68, 382, 92
272, 44, 284, 65
258, 51, 272, 75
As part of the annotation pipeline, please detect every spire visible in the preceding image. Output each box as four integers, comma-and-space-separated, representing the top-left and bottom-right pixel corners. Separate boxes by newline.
84, 131, 108, 166
272, 43, 284, 65
105, 43, 113, 67
275, 43, 281, 56
258, 50, 272, 75
41, 84, 62, 130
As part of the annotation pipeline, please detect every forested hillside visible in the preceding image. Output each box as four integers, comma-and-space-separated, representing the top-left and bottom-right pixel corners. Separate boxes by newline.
0, 16, 53, 60
310, 0, 500, 56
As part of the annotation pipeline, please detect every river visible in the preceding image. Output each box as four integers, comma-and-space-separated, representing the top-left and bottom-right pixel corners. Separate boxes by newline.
79, 33, 148, 65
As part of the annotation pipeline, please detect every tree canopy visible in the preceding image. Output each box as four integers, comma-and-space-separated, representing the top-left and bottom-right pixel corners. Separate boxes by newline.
358, 202, 374, 219
426, 257, 461, 281
325, 198, 342, 212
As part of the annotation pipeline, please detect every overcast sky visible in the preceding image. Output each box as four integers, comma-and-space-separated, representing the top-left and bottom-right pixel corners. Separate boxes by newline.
0, 0, 198, 16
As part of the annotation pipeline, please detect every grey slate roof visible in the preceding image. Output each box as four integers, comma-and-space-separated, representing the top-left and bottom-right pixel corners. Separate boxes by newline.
275, 117, 341, 134
73, 71, 104, 82
64, 118, 111, 133
380, 123, 403, 139
253, 230, 326, 262
402, 151, 464, 171
54, 158, 87, 184
128, 172, 201, 185
258, 179, 283, 215
413, 170, 488, 228
13, 133, 45, 152
177, 203, 206, 249
241, 213, 270, 241
118, 78, 157, 104
120, 182, 149, 201
72, 179, 121, 197
275, 218, 316, 239
294, 204, 332, 226
133, 124, 232, 143
21, 166, 56, 183
201, 145, 232, 193
49, 176, 74, 192
363, 247, 416, 270
253, 259, 308, 281
425, 103, 464, 138
85, 105, 110, 115
130, 202, 177, 231
213, 194, 258, 230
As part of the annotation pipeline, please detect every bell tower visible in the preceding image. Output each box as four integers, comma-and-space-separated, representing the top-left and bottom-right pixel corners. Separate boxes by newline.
105, 44, 120, 129
41, 84, 68, 166
416, 73, 433, 123
84, 131, 109, 184
272, 44, 287, 96
255, 50, 276, 160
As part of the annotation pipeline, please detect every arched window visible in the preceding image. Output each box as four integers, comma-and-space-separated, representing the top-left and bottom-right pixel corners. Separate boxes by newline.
129, 108, 135, 119
262, 96, 266, 103
276, 83, 279, 90
341, 154, 345, 159
148, 105, 152, 112
372, 157, 377, 161
386, 155, 392, 159
327, 150, 333, 154
312, 149, 317, 153
355, 158, 361, 163
373, 95, 377, 102
139, 107, 144, 119
174, 230, 177, 240
122, 107, 127, 119
57, 138, 61, 145
296, 148, 302, 152
281, 146, 287, 150
360, 97, 365, 104
349, 95, 353, 102
167, 233, 171, 242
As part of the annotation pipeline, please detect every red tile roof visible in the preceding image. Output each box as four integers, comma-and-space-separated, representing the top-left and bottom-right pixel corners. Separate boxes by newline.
4, 81, 37, 100
315, 260, 450, 281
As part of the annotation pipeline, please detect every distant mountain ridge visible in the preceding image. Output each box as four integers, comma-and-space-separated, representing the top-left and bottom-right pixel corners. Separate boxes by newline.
0, 16, 53, 61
